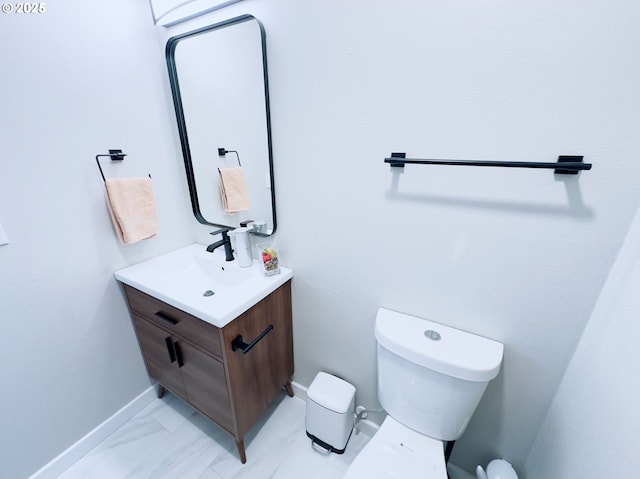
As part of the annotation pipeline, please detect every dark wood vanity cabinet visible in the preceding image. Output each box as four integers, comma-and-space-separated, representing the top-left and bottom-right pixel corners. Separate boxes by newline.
122, 280, 293, 463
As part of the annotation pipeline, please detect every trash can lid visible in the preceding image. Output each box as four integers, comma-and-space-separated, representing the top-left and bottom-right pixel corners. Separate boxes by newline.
307, 372, 356, 414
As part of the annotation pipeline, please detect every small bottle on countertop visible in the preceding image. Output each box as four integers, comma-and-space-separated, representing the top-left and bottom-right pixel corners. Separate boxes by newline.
228, 227, 253, 268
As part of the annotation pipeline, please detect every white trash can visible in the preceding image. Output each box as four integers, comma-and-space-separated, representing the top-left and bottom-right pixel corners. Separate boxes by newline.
305, 372, 356, 454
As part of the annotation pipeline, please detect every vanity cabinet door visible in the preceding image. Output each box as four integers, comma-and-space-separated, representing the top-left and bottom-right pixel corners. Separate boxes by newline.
178, 341, 234, 432
222, 280, 293, 439
131, 314, 187, 401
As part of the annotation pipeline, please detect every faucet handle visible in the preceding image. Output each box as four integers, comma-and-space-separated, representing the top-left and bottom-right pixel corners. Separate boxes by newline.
210, 227, 230, 237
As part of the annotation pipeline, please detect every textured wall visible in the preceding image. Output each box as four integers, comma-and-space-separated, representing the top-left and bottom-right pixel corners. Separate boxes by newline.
0, 2, 194, 478
524, 193, 640, 478
228, 0, 640, 473
3, 0, 640, 477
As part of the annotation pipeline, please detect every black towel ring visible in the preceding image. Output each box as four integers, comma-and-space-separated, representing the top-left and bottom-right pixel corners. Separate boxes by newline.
96, 149, 150, 183
218, 147, 241, 167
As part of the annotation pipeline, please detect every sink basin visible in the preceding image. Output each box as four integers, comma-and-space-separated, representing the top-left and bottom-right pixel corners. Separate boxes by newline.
114, 244, 293, 328
194, 256, 252, 286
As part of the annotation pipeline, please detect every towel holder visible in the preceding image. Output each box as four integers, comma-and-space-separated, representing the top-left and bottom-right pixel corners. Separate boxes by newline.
96, 150, 126, 183
96, 149, 150, 183
218, 147, 241, 167
385, 153, 592, 175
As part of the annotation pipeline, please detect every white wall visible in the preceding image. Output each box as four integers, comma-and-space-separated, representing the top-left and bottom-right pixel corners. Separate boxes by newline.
241, 0, 640, 473
524, 193, 640, 477
0, 2, 194, 478
3, 0, 640, 478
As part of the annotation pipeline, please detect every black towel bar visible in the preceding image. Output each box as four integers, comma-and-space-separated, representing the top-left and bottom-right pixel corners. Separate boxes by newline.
231, 324, 274, 355
385, 153, 592, 175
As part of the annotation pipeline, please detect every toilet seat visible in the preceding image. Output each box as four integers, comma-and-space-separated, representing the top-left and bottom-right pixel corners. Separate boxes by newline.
344, 416, 447, 479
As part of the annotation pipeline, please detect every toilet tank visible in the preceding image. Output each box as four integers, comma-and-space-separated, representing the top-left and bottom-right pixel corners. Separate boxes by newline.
375, 308, 503, 442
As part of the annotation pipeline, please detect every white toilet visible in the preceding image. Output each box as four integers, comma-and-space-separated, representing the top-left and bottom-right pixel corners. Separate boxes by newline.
344, 308, 504, 479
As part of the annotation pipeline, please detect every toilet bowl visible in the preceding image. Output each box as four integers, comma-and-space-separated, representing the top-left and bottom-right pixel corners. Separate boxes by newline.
343, 308, 503, 479
344, 415, 446, 479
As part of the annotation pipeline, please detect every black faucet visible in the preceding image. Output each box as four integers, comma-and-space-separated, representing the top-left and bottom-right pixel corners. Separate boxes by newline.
206, 229, 234, 261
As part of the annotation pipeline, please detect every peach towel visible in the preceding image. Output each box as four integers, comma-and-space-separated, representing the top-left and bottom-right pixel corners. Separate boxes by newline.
219, 167, 250, 214
105, 177, 159, 244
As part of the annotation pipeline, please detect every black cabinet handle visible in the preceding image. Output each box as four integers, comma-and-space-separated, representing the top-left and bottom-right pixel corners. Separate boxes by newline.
165, 337, 176, 363
231, 325, 274, 355
173, 341, 184, 368
155, 311, 178, 326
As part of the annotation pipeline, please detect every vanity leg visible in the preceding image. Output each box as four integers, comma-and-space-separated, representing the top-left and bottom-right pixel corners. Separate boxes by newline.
157, 384, 166, 399
236, 438, 247, 464
284, 381, 294, 397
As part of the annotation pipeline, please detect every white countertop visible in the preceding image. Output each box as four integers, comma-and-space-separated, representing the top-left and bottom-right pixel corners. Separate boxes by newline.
114, 243, 293, 328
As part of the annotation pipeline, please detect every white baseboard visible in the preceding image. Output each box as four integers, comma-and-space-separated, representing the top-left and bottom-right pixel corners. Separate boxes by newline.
28, 386, 157, 479
290, 379, 307, 400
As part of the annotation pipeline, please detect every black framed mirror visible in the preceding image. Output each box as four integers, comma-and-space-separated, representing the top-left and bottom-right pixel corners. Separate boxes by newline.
166, 14, 276, 235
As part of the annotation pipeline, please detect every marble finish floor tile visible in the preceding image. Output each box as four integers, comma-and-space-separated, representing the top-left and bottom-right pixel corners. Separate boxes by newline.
56, 415, 170, 479
124, 413, 227, 479
139, 391, 195, 433
57, 392, 370, 479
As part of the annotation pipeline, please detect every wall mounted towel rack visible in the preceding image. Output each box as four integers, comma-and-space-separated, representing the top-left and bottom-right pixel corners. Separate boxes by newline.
96, 150, 127, 183
96, 149, 151, 183
218, 147, 241, 166
384, 153, 592, 175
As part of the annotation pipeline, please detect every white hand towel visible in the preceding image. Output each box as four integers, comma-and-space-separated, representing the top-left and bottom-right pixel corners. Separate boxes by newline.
105, 177, 159, 244
219, 167, 250, 214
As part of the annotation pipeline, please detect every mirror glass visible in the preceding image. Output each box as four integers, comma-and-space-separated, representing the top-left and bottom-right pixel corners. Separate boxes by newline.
166, 15, 276, 235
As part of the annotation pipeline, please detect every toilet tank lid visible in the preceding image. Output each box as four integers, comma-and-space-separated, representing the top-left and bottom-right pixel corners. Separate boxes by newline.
375, 308, 504, 382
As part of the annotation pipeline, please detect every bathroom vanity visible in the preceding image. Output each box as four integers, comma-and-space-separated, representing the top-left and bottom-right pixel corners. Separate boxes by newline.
115, 244, 294, 463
